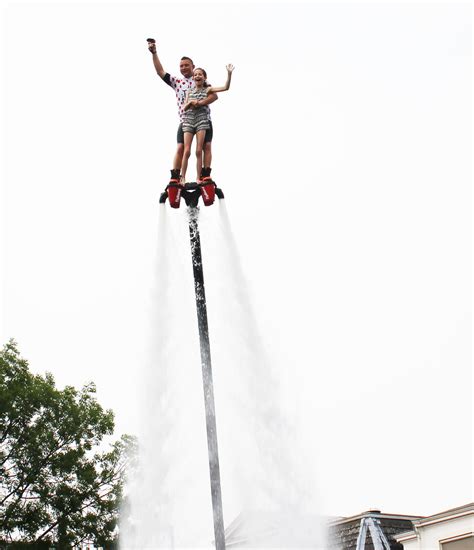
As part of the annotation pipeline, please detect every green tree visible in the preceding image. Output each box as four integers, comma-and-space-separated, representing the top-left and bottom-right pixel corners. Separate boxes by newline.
0, 340, 136, 547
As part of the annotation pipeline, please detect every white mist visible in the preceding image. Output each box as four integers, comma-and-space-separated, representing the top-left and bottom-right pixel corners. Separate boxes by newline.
120, 202, 322, 548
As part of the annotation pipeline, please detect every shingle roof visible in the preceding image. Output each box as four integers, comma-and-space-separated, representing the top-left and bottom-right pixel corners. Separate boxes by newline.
224, 509, 422, 548
327, 511, 423, 550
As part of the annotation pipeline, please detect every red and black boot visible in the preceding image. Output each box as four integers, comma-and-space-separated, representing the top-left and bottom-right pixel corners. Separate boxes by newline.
199, 167, 216, 206
167, 168, 182, 208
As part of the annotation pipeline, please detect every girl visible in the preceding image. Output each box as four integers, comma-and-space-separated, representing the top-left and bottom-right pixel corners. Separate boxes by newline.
180, 64, 234, 183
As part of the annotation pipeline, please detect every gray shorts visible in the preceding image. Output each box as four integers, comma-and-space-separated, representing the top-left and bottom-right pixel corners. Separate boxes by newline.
181, 105, 211, 136
182, 119, 210, 135
177, 122, 213, 143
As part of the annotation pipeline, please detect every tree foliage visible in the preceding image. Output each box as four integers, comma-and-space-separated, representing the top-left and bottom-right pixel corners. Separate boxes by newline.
0, 340, 136, 547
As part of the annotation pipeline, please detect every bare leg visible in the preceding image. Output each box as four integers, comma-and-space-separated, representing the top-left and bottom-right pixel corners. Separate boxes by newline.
173, 143, 184, 170
195, 130, 206, 181
203, 141, 212, 170
181, 132, 194, 183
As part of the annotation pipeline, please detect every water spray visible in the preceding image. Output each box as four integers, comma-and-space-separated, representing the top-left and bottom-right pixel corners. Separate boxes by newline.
161, 182, 226, 548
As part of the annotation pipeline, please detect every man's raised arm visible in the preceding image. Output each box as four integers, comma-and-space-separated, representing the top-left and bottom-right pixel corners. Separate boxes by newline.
147, 38, 166, 79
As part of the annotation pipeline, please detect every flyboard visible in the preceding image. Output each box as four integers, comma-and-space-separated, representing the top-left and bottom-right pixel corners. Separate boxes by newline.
160, 179, 226, 550
160, 180, 224, 208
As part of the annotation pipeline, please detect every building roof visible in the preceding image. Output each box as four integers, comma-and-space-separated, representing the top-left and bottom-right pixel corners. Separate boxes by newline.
395, 503, 474, 544
224, 509, 422, 549
327, 510, 422, 550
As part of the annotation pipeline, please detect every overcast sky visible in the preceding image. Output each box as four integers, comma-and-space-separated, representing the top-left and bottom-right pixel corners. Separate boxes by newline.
1, 0, 472, 521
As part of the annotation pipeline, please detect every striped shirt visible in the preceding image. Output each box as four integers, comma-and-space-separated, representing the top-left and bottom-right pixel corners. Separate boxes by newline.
182, 87, 211, 131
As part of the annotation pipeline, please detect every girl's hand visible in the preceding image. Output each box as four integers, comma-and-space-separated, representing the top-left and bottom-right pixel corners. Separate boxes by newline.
226, 64, 235, 73
184, 100, 198, 111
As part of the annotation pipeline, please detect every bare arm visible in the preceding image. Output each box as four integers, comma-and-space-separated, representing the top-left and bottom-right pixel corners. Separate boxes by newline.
183, 90, 192, 111
147, 39, 166, 79
207, 64, 234, 94
197, 92, 218, 107
187, 91, 218, 110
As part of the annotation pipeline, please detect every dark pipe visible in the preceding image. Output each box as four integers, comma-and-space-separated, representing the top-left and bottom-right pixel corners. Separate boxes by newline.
187, 207, 226, 550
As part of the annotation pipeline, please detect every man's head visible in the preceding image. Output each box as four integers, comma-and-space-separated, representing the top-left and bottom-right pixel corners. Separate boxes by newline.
180, 57, 195, 78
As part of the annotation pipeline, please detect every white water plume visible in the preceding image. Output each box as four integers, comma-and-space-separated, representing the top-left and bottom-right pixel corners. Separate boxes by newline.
120, 202, 322, 548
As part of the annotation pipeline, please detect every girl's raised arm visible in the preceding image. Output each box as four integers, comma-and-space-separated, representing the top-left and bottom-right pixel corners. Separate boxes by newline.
207, 64, 234, 94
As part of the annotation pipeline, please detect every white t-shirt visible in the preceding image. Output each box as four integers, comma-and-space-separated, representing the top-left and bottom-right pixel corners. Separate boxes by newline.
163, 73, 212, 123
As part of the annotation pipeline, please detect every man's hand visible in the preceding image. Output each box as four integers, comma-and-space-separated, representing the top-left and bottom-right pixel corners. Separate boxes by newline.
147, 38, 166, 78
147, 38, 156, 54
183, 100, 198, 111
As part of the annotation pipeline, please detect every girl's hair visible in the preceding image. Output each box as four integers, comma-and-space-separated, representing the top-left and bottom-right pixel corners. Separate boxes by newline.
194, 67, 208, 87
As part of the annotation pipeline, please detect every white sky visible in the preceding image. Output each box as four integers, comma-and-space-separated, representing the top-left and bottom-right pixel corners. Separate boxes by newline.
1, 0, 472, 520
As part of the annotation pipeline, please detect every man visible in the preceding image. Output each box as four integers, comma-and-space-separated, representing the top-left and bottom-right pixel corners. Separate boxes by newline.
147, 39, 217, 184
